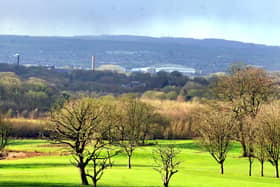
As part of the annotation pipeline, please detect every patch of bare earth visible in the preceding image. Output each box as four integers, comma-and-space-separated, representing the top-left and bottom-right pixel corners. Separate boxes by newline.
0, 150, 63, 160
6, 151, 43, 160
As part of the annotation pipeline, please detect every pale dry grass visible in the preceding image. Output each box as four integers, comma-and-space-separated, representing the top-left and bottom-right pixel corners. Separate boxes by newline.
8, 118, 47, 124
142, 99, 206, 139
142, 99, 204, 118
7, 118, 50, 138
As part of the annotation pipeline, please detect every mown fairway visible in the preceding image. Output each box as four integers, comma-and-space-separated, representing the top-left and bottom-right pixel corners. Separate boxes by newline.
0, 139, 279, 187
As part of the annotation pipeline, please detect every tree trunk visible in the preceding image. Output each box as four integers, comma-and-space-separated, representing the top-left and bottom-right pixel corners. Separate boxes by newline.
249, 157, 252, 176
79, 166, 89, 185
275, 161, 279, 178
128, 155, 132, 169
141, 137, 145, 145
240, 139, 248, 157
142, 132, 148, 145
163, 182, 168, 187
93, 179, 97, 187
220, 162, 224, 175
260, 161, 264, 177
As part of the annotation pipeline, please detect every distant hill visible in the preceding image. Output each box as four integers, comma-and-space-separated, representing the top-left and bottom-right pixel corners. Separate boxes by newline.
0, 35, 279, 74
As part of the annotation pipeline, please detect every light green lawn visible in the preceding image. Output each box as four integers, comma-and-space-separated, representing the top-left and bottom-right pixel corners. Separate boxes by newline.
0, 139, 279, 187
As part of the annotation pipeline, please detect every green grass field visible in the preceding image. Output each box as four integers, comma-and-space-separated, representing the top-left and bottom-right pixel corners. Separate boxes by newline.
0, 139, 279, 187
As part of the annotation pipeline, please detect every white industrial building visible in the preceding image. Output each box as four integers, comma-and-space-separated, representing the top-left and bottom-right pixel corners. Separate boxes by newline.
131, 64, 197, 75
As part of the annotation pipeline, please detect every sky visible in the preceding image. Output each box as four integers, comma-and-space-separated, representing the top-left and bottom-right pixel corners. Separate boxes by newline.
1, 0, 280, 45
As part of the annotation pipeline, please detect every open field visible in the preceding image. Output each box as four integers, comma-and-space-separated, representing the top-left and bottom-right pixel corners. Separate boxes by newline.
0, 140, 279, 187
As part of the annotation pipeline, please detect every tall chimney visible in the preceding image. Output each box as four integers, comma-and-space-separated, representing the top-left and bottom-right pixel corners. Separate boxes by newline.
91, 56, 95, 71
17, 55, 20, 65
14, 54, 20, 66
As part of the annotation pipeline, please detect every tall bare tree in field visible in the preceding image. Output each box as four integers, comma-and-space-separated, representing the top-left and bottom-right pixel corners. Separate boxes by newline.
115, 96, 159, 168
138, 103, 159, 145
115, 97, 141, 169
153, 145, 181, 187
243, 118, 255, 176
98, 100, 119, 144
214, 64, 276, 157
254, 124, 268, 177
255, 103, 280, 178
198, 109, 236, 174
86, 141, 119, 187
50, 98, 105, 185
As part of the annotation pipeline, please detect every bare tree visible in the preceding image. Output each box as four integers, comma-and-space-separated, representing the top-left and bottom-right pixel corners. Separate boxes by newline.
255, 103, 280, 178
113, 101, 137, 169
115, 97, 143, 169
198, 109, 236, 174
153, 145, 181, 187
86, 141, 119, 187
98, 98, 119, 144
50, 98, 105, 185
254, 127, 268, 177
138, 104, 159, 145
243, 118, 255, 176
214, 65, 276, 157
118, 136, 137, 169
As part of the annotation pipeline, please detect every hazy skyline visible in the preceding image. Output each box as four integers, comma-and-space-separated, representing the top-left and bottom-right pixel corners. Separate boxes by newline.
1, 0, 280, 45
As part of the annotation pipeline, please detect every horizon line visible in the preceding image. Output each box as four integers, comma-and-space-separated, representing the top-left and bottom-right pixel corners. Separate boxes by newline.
0, 33, 278, 47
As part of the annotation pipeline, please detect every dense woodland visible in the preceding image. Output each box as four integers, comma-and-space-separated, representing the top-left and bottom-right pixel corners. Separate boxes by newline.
0, 63, 211, 117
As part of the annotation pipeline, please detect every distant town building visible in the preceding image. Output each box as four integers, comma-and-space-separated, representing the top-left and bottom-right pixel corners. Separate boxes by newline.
131, 64, 197, 76
96, 64, 126, 74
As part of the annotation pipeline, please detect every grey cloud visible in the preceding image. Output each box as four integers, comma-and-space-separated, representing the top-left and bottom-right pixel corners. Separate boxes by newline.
1, 0, 279, 24
0, 0, 279, 44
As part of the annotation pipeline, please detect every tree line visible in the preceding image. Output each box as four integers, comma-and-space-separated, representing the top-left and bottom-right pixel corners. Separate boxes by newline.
197, 64, 280, 177
0, 63, 279, 186
0, 63, 211, 117
46, 64, 280, 186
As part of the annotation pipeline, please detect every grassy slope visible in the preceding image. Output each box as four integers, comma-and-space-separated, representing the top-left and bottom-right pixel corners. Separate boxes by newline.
0, 140, 279, 187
